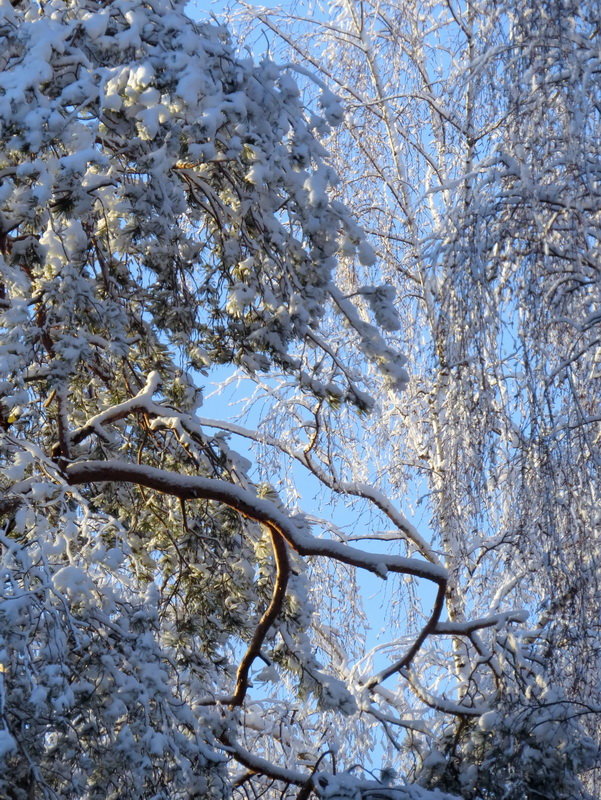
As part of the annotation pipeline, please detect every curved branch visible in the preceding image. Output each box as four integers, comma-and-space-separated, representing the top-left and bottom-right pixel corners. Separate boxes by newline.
229, 523, 289, 707
365, 580, 446, 689
68, 373, 440, 567
68, 371, 164, 446
197, 416, 441, 566
65, 458, 449, 698
219, 732, 306, 787
65, 459, 447, 586
401, 668, 487, 718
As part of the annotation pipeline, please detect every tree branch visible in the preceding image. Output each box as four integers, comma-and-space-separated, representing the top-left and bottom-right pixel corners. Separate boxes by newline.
365, 580, 446, 689
65, 457, 449, 698
228, 523, 290, 707
65, 459, 447, 586
198, 416, 441, 566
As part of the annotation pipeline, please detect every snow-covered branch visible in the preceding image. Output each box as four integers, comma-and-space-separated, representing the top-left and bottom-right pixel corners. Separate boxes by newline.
65, 460, 446, 585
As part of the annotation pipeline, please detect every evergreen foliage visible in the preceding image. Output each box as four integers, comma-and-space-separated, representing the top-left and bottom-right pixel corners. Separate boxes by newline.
0, 0, 599, 799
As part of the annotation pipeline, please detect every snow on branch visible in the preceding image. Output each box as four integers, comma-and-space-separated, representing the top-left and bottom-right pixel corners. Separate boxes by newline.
197, 416, 441, 565
434, 610, 529, 636
65, 460, 446, 585
63, 456, 452, 695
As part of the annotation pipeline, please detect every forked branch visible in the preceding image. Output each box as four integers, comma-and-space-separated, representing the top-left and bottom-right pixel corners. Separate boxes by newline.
65, 458, 448, 694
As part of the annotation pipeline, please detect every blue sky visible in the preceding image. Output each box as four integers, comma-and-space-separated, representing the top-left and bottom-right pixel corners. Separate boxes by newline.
180, 0, 448, 769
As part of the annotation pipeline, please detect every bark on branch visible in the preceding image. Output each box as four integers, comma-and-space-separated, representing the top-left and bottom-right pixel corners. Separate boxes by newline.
65, 459, 447, 585
65, 458, 449, 693
229, 523, 289, 707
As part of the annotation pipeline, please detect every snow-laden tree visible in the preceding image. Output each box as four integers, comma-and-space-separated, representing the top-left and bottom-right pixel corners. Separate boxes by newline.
221, 0, 601, 797
0, 1, 473, 798
1, 0, 599, 798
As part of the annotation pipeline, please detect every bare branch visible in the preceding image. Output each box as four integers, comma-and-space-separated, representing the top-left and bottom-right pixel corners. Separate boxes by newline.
228, 524, 290, 707
365, 580, 446, 689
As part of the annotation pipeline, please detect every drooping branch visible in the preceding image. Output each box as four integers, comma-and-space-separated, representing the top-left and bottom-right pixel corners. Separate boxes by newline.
52, 370, 454, 694
228, 523, 290, 707
65, 459, 447, 586
66, 375, 452, 692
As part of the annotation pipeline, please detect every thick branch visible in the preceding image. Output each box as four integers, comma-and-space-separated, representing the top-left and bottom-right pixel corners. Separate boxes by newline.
65, 459, 447, 586
70, 375, 440, 568
229, 523, 290, 707
65, 457, 450, 697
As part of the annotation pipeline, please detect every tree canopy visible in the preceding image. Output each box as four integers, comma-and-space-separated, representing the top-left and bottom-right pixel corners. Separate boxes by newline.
0, 0, 600, 799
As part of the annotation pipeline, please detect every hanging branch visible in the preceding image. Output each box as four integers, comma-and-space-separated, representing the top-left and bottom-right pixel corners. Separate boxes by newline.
228, 523, 290, 707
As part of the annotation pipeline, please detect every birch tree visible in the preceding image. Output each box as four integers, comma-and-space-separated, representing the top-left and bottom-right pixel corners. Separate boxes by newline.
0, 0, 490, 798
223, 0, 601, 796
